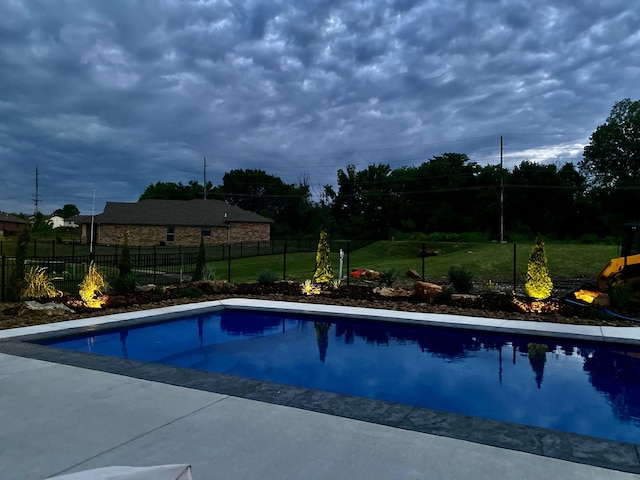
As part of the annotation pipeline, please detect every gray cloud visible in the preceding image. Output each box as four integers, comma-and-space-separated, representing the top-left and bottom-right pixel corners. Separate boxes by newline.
1, 0, 638, 215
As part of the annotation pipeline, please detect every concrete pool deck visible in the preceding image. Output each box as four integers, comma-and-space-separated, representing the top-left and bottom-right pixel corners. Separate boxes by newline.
1, 299, 640, 479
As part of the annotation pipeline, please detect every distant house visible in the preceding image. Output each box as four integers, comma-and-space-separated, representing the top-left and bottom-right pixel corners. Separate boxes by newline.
48, 215, 79, 229
0, 211, 28, 236
48, 215, 65, 229
79, 199, 272, 246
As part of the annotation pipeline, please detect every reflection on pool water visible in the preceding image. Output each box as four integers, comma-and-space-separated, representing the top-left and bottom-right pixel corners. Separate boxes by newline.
42, 309, 640, 443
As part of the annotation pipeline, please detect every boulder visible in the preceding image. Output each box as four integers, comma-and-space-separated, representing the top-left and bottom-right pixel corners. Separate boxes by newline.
192, 280, 233, 294
363, 269, 381, 280
406, 269, 421, 279
373, 287, 412, 298
136, 284, 157, 292
413, 281, 443, 303
23, 301, 75, 315
451, 293, 479, 301
451, 293, 480, 307
592, 293, 610, 307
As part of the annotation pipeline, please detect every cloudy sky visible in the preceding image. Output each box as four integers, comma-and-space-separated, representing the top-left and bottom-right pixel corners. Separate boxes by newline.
1, 0, 638, 215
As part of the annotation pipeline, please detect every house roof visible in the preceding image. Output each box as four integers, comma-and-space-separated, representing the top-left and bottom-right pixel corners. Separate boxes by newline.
67, 214, 92, 224
92, 199, 272, 226
0, 211, 29, 224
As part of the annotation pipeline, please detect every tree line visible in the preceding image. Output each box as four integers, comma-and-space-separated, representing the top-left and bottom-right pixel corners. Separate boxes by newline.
140, 98, 640, 241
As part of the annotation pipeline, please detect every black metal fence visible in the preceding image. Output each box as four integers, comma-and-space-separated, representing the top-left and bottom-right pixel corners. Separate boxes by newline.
1, 238, 367, 301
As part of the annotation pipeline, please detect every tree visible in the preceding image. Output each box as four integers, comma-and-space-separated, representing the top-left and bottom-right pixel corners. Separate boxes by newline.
53, 204, 80, 218
506, 161, 586, 238
193, 236, 206, 281
113, 233, 135, 293
524, 237, 553, 300
580, 99, 640, 230
473, 164, 506, 239
581, 98, 640, 189
31, 211, 53, 236
313, 230, 333, 283
332, 164, 395, 239
139, 180, 211, 201
7, 225, 31, 301
221, 169, 313, 234
390, 153, 480, 234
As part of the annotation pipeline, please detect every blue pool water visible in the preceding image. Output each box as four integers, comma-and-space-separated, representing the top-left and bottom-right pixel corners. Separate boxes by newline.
42, 309, 640, 443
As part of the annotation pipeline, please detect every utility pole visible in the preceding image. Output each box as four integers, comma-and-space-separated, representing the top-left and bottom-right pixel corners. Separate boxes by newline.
203, 156, 207, 200
90, 189, 96, 260
33, 166, 41, 214
500, 136, 504, 243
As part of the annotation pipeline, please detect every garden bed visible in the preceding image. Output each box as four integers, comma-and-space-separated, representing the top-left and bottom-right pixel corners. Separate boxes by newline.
1, 279, 638, 330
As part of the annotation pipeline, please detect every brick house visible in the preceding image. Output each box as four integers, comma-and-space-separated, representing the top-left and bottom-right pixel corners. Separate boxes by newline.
0, 211, 28, 236
79, 199, 272, 246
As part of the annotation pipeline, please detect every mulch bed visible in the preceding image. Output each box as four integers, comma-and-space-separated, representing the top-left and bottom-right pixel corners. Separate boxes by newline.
1, 280, 638, 330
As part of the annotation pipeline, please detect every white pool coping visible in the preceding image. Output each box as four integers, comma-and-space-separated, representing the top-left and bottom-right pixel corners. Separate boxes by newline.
1, 298, 639, 345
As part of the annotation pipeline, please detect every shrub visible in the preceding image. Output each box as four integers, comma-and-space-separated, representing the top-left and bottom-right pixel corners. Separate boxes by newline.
202, 264, 217, 281
301, 279, 321, 295
313, 230, 333, 283
438, 286, 454, 304
608, 283, 635, 310
8, 226, 31, 301
79, 262, 109, 308
578, 233, 599, 245
448, 266, 474, 293
192, 236, 206, 281
524, 237, 553, 300
257, 269, 277, 284
112, 273, 138, 294
379, 268, 399, 287
174, 286, 204, 299
21, 266, 61, 301
118, 234, 132, 278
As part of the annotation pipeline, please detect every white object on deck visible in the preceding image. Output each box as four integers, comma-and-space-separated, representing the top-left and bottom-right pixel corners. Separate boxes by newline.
46, 464, 192, 479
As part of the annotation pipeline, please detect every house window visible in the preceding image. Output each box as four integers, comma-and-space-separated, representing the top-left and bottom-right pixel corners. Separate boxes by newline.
201, 226, 211, 237
166, 226, 175, 242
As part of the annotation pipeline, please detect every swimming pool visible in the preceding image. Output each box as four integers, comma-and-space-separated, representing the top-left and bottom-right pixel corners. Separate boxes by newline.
37, 305, 640, 444
3, 299, 640, 473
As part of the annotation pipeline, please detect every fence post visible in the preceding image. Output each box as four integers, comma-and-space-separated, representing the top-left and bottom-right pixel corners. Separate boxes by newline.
283, 241, 287, 280
257, 241, 260, 256
240, 241, 243, 258
1, 255, 5, 302
513, 243, 517, 293
52, 239, 55, 257
153, 245, 157, 284
346, 241, 351, 285
227, 244, 231, 282
72, 241, 75, 263
33, 239, 37, 257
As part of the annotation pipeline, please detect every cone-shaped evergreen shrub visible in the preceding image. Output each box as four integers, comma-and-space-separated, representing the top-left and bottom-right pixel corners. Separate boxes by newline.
525, 237, 553, 300
313, 230, 333, 283
193, 236, 206, 281
8, 225, 31, 301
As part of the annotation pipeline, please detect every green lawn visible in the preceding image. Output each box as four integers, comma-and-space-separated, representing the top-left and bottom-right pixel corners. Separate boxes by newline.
208, 240, 620, 286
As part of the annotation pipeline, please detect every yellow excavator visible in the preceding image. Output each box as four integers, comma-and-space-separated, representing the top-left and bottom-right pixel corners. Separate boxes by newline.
597, 224, 640, 293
